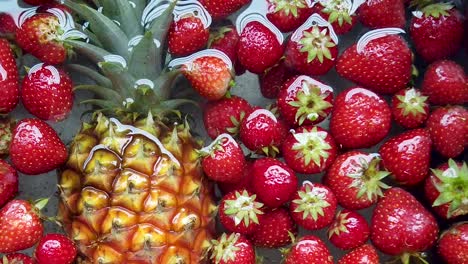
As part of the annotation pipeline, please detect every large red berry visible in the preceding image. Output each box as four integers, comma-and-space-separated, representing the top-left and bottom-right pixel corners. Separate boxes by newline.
2, 253, 34, 264
426, 106, 468, 158
210, 233, 256, 264
218, 161, 255, 194
328, 210, 370, 250
21, 63, 74, 121
438, 223, 468, 264
283, 235, 333, 264
199, 0, 251, 20
266, 0, 313, 32
379, 129, 432, 186
330, 87, 391, 149
358, 0, 405, 29
0, 160, 18, 208
421, 60, 468, 105
10, 118, 68, 175
252, 158, 298, 208
208, 25, 241, 71
168, 15, 209, 56
391, 88, 429, 129
289, 182, 337, 230
336, 34, 412, 94
338, 244, 379, 264
259, 59, 295, 99
313, 0, 359, 35
282, 126, 337, 174
250, 207, 297, 248
410, 3, 464, 62
35, 233, 77, 264
371, 188, 439, 258
0, 38, 19, 114
324, 151, 390, 210
0, 13, 18, 35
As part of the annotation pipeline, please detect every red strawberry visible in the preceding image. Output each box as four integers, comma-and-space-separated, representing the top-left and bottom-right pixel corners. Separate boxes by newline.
0, 160, 18, 208
251, 158, 298, 208
203, 95, 252, 139
379, 129, 432, 186
289, 182, 337, 230
421, 60, 468, 105
0, 118, 14, 156
21, 63, 74, 121
2, 253, 34, 264
277, 75, 333, 127
328, 210, 370, 250
0, 199, 46, 253
312, 0, 359, 35
36, 3, 72, 14
218, 161, 254, 194
208, 25, 242, 72
10, 118, 68, 175
24, 0, 53, 5
168, 15, 209, 56
424, 160, 468, 219
239, 108, 288, 156
285, 21, 338, 76
336, 33, 412, 94
282, 126, 337, 174
182, 53, 234, 101
199, 0, 251, 20
358, 0, 405, 29
259, 59, 295, 99
426, 106, 468, 158
201, 134, 246, 183
0, 13, 18, 35
210, 233, 255, 264
266, 0, 313, 32
323, 151, 391, 210
237, 20, 284, 74
34, 233, 77, 264
16, 13, 69, 64
219, 190, 264, 235
282, 235, 333, 264
371, 188, 439, 260
330, 87, 391, 149
0, 38, 19, 114
391, 87, 429, 129
410, 3, 464, 62
250, 207, 297, 248
438, 222, 468, 264
338, 244, 379, 264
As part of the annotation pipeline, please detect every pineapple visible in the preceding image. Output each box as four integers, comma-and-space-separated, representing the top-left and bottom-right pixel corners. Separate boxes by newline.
56, 1, 217, 263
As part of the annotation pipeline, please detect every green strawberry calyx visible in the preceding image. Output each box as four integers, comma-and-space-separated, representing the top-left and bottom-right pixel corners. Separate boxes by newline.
292, 182, 331, 221
396, 88, 428, 117
327, 210, 350, 238
270, 0, 308, 18
299, 25, 336, 63
421, 3, 453, 18
432, 160, 468, 218
224, 190, 264, 227
320, 0, 354, 26
291, 127, 332, 167
210, 233, 241, 264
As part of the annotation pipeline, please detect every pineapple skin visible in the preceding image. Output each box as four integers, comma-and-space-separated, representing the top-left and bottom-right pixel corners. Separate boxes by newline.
58, 114, 217, 264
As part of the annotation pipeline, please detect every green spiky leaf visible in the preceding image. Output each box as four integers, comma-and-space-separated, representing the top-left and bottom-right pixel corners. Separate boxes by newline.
101, 0, 143, 38
129, 31, 159, 79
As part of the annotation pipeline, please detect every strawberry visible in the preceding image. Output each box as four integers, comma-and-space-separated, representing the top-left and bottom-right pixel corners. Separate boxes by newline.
36, 3, 72, 14
203, 95, 252, 139
24, 0, 53, 5
21, 63, 74, 121
285, 22, 338, 76
0, 160, 18, 208
379, 129, 432, 186
259, 59, 295, 99
2, 253, 34, 264
239, 108, 288, 156
282, 235, 333, 264
371, 188, 439, 261
282, 126, 337, 174
10, 118, 68, 175
421, 60, 468, 105
168, 15, 209, 56
336, 33, 412, 94
266, 0, 313, 32
182, 53, 234, 101
0, 199, 47, 253
210, 233, 255, 264
251, 158, 298, 208
358, 0, 405, 29
289, 182, 337, 230
0, 13, 18, 35
312, 0, 360, 35
438, 222, 468, 264
199, 0, 251, 20
410, 3, 464, 62
337, 244, 379, 264
328, 210, 370, 250
218, 161, 254, 194
0, 118, 14, 157
237, 20, 284, 74
0, 38, 19, 114
330, 87, 391, 149
426, 106, 468, 158
219, 190, 264, 235
391, 88, 429, 129
424, 160, 468, 219
250, 207, 297, 248
200, 134, 246, 183
34, 234, 77, 264
323, 151, 390, 210
208, 25, 242, 73
277, 75, 333, 127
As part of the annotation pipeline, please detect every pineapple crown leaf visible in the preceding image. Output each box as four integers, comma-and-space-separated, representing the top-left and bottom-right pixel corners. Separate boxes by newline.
66, 64, 112, 87
100, 0, 143, 38
73, 85, 122, 103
